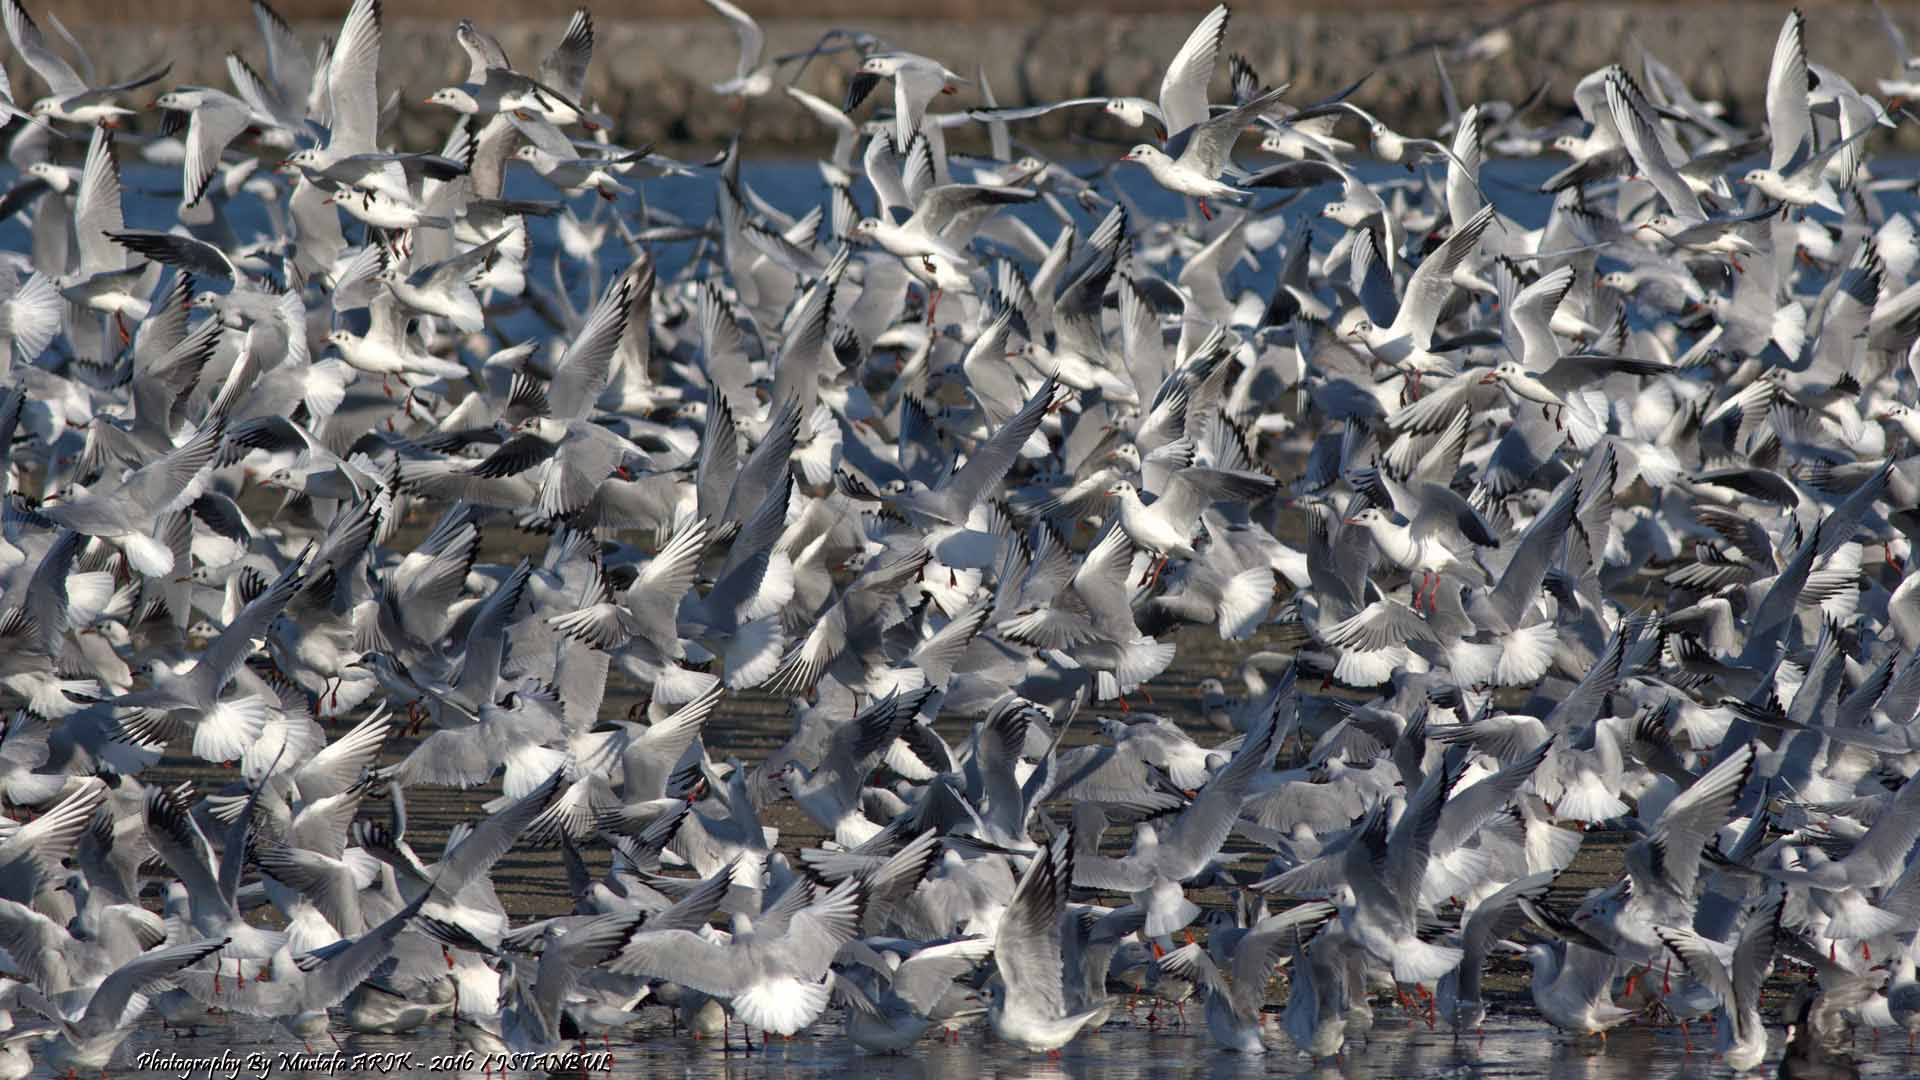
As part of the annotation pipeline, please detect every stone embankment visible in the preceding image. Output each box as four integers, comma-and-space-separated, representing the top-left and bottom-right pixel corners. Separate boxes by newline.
9, 5, 1913, 152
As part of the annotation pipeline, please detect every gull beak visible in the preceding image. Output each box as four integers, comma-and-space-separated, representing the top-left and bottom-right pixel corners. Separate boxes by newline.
1479, 372, 1500, 385
1342, 518, 1362, 525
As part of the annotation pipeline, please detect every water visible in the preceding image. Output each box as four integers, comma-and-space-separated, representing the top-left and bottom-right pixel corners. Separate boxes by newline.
114, 1012, 1917, 1078
2, 156, 1582, 315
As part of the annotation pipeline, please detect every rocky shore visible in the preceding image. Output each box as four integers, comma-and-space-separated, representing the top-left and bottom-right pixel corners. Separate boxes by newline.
10, 4, 1915, 152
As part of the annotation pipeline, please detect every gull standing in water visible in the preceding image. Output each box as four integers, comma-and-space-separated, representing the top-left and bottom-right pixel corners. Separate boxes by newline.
1157, 901, 1337, 1053
18, 936, 231, 1074
609, 878, 867, 1041
989, 827, 1104, 1054
1657, 887, 1784, 1072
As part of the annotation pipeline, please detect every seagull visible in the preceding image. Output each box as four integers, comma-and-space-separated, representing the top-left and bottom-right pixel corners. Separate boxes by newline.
1121, 86, 1291, 220
702, 0, 773, 98
1075, 709, 1281, 937
1157, 901, 1336, 1053
849, 52, 970, 151
988, 827, 1104, 1054
1343, 204, 1496, 389
39, 416, 226, 578
609, 877, 867, 1039
18, 937, 231, 1073
1, 0, 170, 125
1657, 887, 1784, 1072
835, 937, 994, 1052
1103, 3, 1229, 138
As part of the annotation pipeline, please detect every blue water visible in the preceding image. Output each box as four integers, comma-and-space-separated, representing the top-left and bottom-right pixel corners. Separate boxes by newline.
12, 153, 1918, 326
2, 156, 1576, 313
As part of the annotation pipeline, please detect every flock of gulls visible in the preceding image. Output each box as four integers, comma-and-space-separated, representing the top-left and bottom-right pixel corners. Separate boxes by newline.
1, 0, 1920, 1075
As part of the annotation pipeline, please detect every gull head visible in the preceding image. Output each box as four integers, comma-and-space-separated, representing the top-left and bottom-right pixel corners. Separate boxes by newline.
856, 55, 896, 76
518, 415, 566, 442
426, 87, 479, 114
513, 145, 555, 167
1104, 99, 1139, 124
1597, 270, 1633, 292
1199, 908, 1238, 937
1738, 168, 1775, 188
1872, 403, 1910, 422
1481, 362, 1519, 386
1120, 144, 1161, 167
1639, 214, 1675, 236
153, 91, 187, 112
282, 148, 321, 172
1104, 479, 1139, 500
1342, 316, 1373, 341
1549, 134, 1580, 155
1004, 340, 1043, 365
849, 217, 884, 242
324, 329, 355, 351
1320, 200, 1356, 225
1342, 507, 1387, 529
28, 98, 55, 118
23, 161, 65, 192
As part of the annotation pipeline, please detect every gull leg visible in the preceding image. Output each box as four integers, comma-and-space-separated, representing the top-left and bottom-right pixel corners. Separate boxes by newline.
1197, 199, 1213, 221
